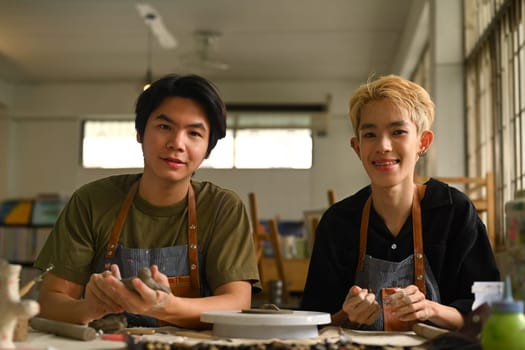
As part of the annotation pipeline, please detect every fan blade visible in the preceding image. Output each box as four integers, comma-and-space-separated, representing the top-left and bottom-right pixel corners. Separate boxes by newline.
150, 19, 176, 49
136, 3, 177, 49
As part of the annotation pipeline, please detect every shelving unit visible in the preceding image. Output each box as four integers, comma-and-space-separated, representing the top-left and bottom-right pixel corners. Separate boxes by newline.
0, 225, 53, 265
0, 225, 53, 300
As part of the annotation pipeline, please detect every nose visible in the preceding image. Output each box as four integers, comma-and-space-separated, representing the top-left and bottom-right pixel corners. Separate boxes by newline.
167, 131, 185, 150
376, 134, 392, 153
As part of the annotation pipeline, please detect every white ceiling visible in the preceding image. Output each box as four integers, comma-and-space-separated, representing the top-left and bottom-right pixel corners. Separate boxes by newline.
0, 0, 416, 84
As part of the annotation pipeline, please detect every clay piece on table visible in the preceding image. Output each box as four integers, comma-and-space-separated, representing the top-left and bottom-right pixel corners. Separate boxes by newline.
121, 267, 171, 294
0, 259, 40, 349
88, 314, 128, 333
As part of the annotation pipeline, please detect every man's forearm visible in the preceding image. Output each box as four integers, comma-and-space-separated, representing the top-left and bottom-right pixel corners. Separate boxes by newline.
154, 287, 251, 329
38, 292, 98, 325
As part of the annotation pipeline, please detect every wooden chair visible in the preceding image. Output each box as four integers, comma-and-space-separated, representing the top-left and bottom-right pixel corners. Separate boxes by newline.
430, 172, 496, 249
248, 192, 288, 303
327, 189, 336, 206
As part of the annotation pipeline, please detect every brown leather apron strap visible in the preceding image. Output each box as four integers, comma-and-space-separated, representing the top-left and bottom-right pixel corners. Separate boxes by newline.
187, 184, 200, 291
413, 184, 427, 294
105, 181, 139, 259
357, 196, 372, 272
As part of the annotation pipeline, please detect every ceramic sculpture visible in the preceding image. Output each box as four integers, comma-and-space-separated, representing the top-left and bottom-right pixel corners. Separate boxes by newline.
0, 259, 39, 349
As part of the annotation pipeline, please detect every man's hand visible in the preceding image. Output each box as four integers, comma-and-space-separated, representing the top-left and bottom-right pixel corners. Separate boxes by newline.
84, 268, 125, 320
341, 285, 380, 326
383, 285, 433, 322
98, 264, 172, 317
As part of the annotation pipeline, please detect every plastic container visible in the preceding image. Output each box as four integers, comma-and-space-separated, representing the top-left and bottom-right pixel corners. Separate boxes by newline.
481, 277, 525, 350
471, 281, 504, 310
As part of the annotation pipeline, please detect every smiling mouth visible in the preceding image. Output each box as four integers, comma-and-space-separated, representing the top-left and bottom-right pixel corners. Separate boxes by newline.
162, 157, 186, 165
372, 160, 400, 166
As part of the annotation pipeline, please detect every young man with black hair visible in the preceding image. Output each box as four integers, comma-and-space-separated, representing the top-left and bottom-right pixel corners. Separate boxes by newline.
35, 74, 260, 329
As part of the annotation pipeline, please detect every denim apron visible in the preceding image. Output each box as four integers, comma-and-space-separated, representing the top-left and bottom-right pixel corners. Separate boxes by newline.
96, 180, 211, 326
354, 184, 440, 331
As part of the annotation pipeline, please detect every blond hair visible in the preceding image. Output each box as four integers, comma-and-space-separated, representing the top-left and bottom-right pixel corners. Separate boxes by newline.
349, 75, 435, 137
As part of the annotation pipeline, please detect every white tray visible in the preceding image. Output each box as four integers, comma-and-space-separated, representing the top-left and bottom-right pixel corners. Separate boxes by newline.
200, 310, 331, 339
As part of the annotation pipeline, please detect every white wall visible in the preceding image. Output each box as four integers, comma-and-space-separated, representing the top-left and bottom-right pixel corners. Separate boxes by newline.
430, 0, 465, 177
0, 105, 9, 200
0, 78, 12, 200
6, 79, 370, 221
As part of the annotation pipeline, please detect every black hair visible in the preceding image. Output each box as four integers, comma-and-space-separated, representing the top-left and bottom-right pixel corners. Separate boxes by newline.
135, 74, 227, 156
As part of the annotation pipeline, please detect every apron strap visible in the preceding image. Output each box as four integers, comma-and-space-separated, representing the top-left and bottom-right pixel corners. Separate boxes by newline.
356, 184, 427, 294
357, 196, 372, 272
413, 184, 426, 294
105, 181, 139, 259
187, 184, 200, 291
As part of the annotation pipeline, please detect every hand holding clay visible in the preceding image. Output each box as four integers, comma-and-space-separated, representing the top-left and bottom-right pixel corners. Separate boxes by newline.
121, 267, 171, 294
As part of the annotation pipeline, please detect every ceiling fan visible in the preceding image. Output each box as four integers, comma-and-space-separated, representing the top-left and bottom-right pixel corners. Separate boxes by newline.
135, 3, 177, 49
135, 3, 228, 75
179, 30, 230, 71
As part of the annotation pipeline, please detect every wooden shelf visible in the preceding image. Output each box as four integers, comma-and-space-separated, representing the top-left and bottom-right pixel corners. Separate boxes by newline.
259, 257, 310, 293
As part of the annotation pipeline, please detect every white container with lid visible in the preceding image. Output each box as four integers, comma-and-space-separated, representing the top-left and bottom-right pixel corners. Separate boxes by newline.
471, 281, 504, 310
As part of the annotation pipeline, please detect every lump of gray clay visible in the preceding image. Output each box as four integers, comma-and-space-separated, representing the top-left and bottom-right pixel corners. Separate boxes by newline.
121, 267, 171, 294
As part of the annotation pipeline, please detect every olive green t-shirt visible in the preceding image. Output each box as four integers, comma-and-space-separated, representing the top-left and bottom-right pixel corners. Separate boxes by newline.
34, 174, 261, 292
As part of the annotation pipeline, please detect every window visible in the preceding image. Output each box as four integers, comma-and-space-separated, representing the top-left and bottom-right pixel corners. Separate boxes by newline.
82, 120, 313, 169
82, 120, 142, 169
201, 129, 312, 169
463, 0, 523, 245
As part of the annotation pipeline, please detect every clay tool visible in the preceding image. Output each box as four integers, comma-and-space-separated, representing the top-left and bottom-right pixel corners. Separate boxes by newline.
20, 263, 55, 297
412, 322, 449, 339
120, 328, 156, 335
101, 333, 127, 341
175, 330, 232, 342
29, 317, 97, 341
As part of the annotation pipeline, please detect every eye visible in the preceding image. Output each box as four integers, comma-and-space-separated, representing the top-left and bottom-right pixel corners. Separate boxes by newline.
392, 129, 408, 136
189, 130, 203, 138
158, 123, 171, 130
361, 132, 375, 138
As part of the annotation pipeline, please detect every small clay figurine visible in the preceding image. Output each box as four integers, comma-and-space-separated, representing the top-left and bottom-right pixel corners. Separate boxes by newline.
0, 259, 40, 349
121, 267, 171, 294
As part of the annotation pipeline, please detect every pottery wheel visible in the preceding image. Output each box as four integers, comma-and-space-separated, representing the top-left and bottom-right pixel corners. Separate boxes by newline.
200, 310, 331, 339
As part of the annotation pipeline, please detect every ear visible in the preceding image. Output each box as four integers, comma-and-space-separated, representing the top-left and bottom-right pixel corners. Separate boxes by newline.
136, 132, 142, 143
350, 137, 361, 158
419, 130, 434, 154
